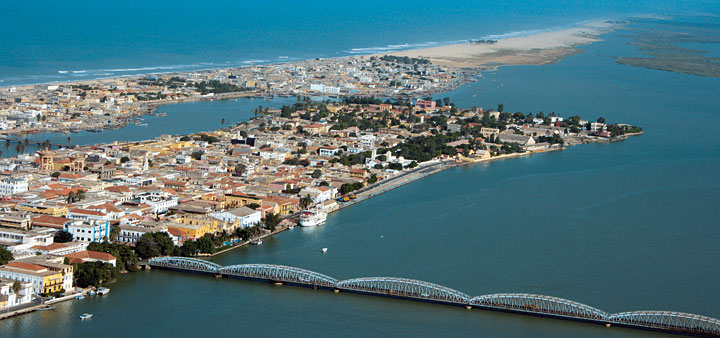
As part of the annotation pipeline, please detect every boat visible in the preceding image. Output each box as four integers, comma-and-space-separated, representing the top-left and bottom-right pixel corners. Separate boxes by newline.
321, 248, 328, 253
88, 290, 96, 296
37, 306, 55, 311
87, 128, 103, 133
75, 295, 84, 300
96, 287, 110, 295
288, 225, 294, 229
251, 239, 263, 245
156, 113, 168, 117
135, 123, 148, 126
79, 313, 93, 320
299, 209, 327, 227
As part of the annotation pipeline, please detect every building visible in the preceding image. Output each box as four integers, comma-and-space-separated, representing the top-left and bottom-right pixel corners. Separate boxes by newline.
0, 278, 33, 310
210, 207, 262, 229
64, 250, 117, 267
0, 176, 28, 196
318, 146, 339, 157
0, 214, 32, 230
15, 255, 74, 292
224, 192, 263, 209
0, 228, 54, 253
66, 208, 111, 222
0, 262, 65, 294
415, 99, 436, 110
135, 191, 178, 213
116, 224, 168, 244
65, 221, 110, 243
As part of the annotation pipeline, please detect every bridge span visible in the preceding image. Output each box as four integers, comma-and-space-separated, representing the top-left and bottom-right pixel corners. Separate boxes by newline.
148, 257, 720, 337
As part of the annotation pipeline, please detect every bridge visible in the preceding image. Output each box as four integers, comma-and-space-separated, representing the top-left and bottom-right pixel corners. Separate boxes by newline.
148, 257, 720, 337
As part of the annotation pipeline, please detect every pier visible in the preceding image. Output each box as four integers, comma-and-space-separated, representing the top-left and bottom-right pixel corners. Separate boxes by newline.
148, 257, 720, 337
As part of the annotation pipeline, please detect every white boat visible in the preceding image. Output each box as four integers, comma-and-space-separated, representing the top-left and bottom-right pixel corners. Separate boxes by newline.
88, 291, 96, 296
251, 239, 263, 245
321, 248, 328, 253
96, 287, 110, 295
299, 209, 327, 227
75, 295, 84, 300
79, 313, 93, 320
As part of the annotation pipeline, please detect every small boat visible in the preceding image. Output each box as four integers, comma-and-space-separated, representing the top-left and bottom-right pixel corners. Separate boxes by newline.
251, 239, 263, 245
96, 287, 110, 295
321, 248, 328, 253
288, 225, 294, 229
79, 313, 93, 320
37, 306, 56, 311
75, 295, 84, 300
88, 290, 96, 296
135, 123, 148, 126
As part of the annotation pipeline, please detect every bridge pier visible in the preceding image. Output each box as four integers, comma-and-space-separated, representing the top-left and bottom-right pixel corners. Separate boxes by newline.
466, 305, 472, 310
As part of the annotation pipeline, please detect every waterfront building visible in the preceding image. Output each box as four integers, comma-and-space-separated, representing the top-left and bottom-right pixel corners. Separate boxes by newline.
210, 207, 262, 229
31, 241, 88, 256
16, 255, 74, 292
64, 250, 117, 267
0, 262, 65, 294
0, 278, 33, 309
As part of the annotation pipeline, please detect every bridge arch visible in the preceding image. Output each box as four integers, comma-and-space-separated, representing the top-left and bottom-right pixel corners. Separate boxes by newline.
609, 311, 720, 336
148, 256, 221, 273
220, 264, 338, 287
337, 277, 469, 303
469, 293, 608, 320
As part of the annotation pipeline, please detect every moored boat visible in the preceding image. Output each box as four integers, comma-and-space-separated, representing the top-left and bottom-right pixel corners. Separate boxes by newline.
96, 287, 110, 295
299, 209, 327, 227
79, 313, 93, 320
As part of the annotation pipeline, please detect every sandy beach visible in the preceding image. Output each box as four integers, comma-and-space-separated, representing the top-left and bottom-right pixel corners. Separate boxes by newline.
382, 21, 621, 69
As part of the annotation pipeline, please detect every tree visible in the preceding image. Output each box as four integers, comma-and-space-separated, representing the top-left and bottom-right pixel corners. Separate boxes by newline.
300, 195, 313, 209
54, 231, 74, 243
135, 233, 160, 259
12, 281, 21, 295
597, 117, 606, 124
264, 213, 281, 231
152, 232, 175, 256
120, 156, 130, 163
74, 261, 118, 288
245, 203, 261, 210
179, 136, 191, 141
498, 103, 504, 113
367, 173, 378, 184
234, 164, 246, 177
196, 235, 214, 254
311, 169, 322, 179
0, 247, 13, 265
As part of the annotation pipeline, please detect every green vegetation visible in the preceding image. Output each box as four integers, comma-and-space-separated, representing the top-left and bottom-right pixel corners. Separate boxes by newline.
0, 247, 13, 265
88, 242, 139, 272
194, 80, 251, 95
195, 133, 219, 144
607, 124, 643, 137
53, 231, 74, 243
390, 134, 458, 162
135, 232, 174, 259
340, 182, 364, 194
379, 55, 431, 64
73, 261, 118, 288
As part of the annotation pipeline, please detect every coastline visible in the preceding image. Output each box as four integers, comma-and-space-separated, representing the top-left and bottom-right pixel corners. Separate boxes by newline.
382, 20, 622, 69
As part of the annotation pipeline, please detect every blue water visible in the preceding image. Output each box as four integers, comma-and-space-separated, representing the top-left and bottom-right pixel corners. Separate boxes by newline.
1, 0, 717, 86
2, 8, 720, 338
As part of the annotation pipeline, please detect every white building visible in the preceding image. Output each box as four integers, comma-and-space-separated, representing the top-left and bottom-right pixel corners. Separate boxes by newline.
116, 224, 169, 244
66, 208, 111, 222
210, 207, 262, 229
135, 191, 178, 213
0, 228, 54, 253
65, 221, 110, 243
0, 278, 33, 309
0, 176, 28, 196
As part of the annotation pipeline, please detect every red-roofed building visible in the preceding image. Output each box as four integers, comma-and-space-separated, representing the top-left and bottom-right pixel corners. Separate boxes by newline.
64, 250, 117, 267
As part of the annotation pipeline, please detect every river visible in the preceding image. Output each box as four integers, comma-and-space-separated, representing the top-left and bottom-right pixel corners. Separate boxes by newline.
3, 21, 720, 338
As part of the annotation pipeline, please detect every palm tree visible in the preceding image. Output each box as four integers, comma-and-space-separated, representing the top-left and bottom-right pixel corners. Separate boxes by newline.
12, 281, 21, 295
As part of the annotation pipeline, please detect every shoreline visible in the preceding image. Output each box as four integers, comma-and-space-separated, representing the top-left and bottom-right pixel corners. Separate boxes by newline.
382, 20, 623, 69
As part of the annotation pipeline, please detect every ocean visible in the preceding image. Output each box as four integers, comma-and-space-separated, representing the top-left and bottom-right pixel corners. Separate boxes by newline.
2, 4, 720, 338
1, 0, 716, 87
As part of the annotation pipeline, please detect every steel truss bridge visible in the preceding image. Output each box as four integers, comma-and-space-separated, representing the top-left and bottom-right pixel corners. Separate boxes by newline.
148, 257, 720, 337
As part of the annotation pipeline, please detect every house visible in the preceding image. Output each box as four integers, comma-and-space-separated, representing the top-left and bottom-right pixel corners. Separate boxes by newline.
0, 176, 28, 196
0, 278, 33, 309
497, 133, 536, 146
210, 207, 262, 229
116, 224, 168, 245
64, 250, 117, 267
224, 192, 263, 208
415, 99, 436, 110
318, 146, 340, 157
0, 262, 65, 294
65, 221, 110, 243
